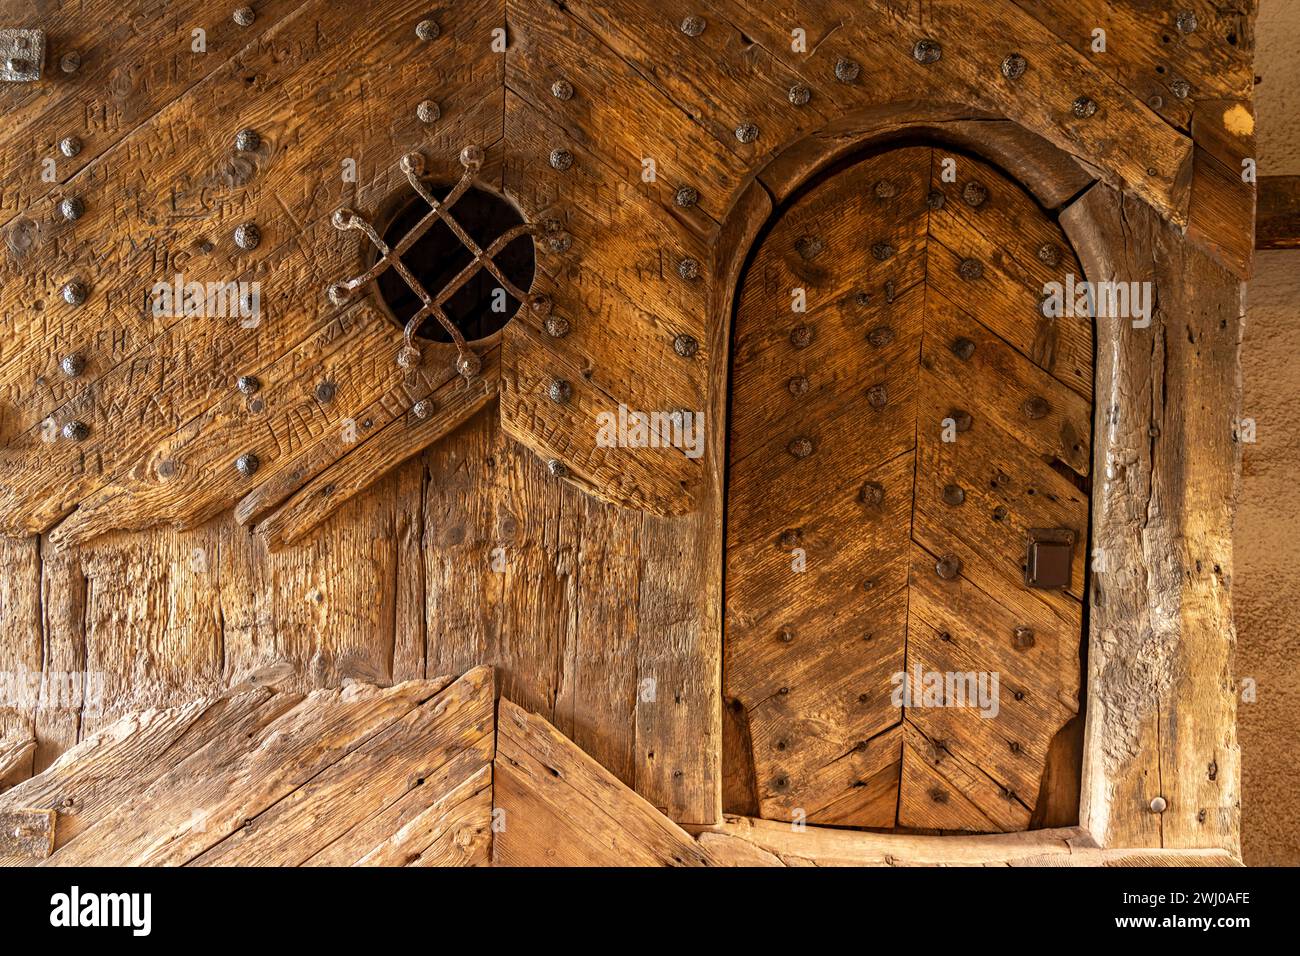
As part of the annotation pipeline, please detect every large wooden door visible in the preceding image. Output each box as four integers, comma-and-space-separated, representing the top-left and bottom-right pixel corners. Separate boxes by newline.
725, 146, 1092, 831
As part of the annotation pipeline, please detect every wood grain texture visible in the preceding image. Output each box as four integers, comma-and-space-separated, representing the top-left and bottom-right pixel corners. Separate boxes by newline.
1256, 175, 1300, 249
725, 145, 1089, 831
492, 698, 715, 866
0, 669, 492, 866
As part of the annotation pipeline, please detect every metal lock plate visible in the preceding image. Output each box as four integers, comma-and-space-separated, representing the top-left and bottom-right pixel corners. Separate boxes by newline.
1025, 528, 1075, 589
1, 28, 44, 82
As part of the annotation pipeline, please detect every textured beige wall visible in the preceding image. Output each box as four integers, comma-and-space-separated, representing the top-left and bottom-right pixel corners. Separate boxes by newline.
1238, 0, 1300, 866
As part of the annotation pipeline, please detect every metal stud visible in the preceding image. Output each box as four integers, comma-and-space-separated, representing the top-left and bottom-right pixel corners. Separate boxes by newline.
235, 128, 260, 152
1000, 53, 1027, 80
951, 337, 976, 360
948, 408, 973, 432
416, 100, 440, 124
962, 182, 988, 207
874, 180, 898, 199
1175, 11, 1198, 34
674, 185, 698, 208
551, 79, 574, 100
912, 38, 942, 64
787, 83, 811, 106
237, 375, 260, 394
61, 420, 89, 442
412, 398, 435, 420
416, 18, 440, 41
1037, 242, 1061, 266
59, 136, 81, 158
549, 148, 573, 170
235, 452, 260, 477
397, 346, 421, 370
62, 279, 87, 306
734, 122, 759, 144
778, 529, 801, 549
789, 325, 812, 349
834, 57, 860, 83
60, 52, 81, 74
547, 232, 572, 253
787, 375, 809, 396
867, 325, 895, 348
543, 315, 570, 338
871, 241, 895, 261
788, 436, 814, 459
547, 458, 568, 478
1012, 625, 1036, 650
795, 235, 824, 261
60, 353, 85, 378
778, 627, 795, 644
859, 481, 885, 506
677, 257, 701, 281
59, 196, 84, 221
958, 257, 983, 280
1170, 78, 1191, 100
935, 553, 962, 580
1072, 96, 1098, 119
546, 378, 571, 404
314, 381, 337, 403
866, 383, 888, 409
679, 15, 706, 37
456, 351, 482, 379
1150, 796, 1168, 813
234, 222, 260, 250
233, 6, 255, 27
942, 484, 966, 506
1022, 395, 1051, 420
926, 189, 946, 210
673, 333, 698, 358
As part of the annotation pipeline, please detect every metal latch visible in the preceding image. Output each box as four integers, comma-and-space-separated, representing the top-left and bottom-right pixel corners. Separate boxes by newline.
1, 28, 44, 82
1024, 528, 1075, 589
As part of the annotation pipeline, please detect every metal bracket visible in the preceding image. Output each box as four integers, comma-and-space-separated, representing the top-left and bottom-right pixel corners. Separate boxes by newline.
1024, 528, 1076, 590
0, 28, 44, 82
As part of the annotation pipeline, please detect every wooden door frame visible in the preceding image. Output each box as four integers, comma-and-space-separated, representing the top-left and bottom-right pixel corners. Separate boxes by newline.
706, 104, 1243, 864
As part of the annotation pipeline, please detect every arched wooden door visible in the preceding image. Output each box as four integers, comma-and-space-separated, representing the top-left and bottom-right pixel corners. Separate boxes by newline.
724, 146, 1092, 832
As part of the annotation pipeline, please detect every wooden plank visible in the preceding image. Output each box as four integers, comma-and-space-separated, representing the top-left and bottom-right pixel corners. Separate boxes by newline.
0, 738, 35, 790
694, 815, 1240, 866
42, 679, 447, 865
190, 666, 494, 865
1187, 101, 1257, 278
492, 698, 714, 866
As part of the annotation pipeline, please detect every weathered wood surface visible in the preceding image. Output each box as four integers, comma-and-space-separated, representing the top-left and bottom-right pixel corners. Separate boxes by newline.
1063, 183, 1242, 852
492, 698, 715, 866
0, 668, 494, 866
694, 815, 1240, 866
725, 146, 1089, 830
0, 737, 35, 789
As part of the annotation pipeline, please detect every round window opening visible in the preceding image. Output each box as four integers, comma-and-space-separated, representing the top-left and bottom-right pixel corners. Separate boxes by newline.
373, 184, 535, 344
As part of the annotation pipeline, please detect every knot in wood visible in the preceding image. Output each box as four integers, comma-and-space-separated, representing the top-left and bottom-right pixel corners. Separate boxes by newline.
866, 325, 895, 348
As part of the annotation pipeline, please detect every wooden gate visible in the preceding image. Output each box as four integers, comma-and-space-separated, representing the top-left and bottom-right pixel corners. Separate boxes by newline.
725, 145, 1093, 831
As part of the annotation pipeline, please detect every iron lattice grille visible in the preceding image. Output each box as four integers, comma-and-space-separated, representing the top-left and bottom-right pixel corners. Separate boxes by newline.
326, 145, 538, 379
